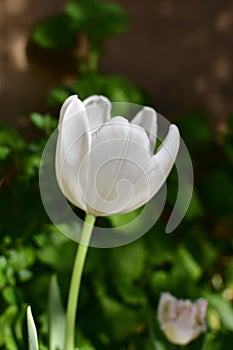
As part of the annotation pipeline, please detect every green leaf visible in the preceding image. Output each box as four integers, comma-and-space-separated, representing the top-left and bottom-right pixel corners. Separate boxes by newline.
108, 208, 141, 228
201, 333, 221, 350
178, 245, 202, 281
18, 269, 33, 282
0, 124, 24, 150
152, 339, 169, 350
2, 286, 17, 305
9, 246, 35, 271
66, 0, 129, 39
0, 145, 10, 159
75, 333, 96, 350
30, 113, 57, 134
205, 293, 233, 331
74, 74, 146, 104
109, 240, 146, 287
187, 226, 218, 270
22, 153, 41, 177
15, 306, 27, 349
47, 86, 72, 107
49, 275, 66, 350
0, 305, 18, 349
150, 270, 169, 296
48, 74, 146, 108
27, 306, 39, 350
0, 256, 7, 287
100, 295, 142, 340
31, 14, 74, 49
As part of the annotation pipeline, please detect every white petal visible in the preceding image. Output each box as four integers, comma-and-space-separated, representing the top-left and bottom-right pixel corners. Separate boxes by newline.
131, 106, 157, 153
84, 95, 111, 134
78, 117, 152, 215
153, 124, 180, 171
58, 95, 83, 125
56, 96, 91, 211
158, 293, 207, 346
120, 124, 180, 213
158, 292, 177, 324
196, 299, 208, 328
163, 323, 196, 345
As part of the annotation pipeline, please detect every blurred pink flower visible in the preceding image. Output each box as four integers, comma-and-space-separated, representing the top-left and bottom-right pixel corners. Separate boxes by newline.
158, 292, 208, 345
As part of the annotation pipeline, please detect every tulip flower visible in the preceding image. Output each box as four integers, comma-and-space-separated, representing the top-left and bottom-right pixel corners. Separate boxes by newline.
55, 95, 180, 350
55, 95, 180, 216
158, 292, 208, 345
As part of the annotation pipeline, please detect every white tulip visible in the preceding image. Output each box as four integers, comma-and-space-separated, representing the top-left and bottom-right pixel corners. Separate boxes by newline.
158, 292, 208, 345
55, 95, 180, 216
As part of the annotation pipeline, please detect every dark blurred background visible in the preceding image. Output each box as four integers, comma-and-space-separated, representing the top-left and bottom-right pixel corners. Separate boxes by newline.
0, 0, 232, 131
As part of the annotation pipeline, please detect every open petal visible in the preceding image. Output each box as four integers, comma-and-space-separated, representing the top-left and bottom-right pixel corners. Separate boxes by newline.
120, 124, 180, 213
131, 106, 157, 153
196, 299, 208, 328
56, 97, 91, 210
59, 95, 85, 125
79, 117, 152, 215
84, 95, 111, 134
164, 323, 195, 345
153, 124, 180, 171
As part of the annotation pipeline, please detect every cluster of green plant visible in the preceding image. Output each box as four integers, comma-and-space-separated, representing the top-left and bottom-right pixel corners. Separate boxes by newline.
1, 0, 233, 349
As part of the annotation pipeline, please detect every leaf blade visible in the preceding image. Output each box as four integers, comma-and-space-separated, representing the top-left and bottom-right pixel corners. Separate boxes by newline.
49, 275, 66, 350
27, 306, 39, 350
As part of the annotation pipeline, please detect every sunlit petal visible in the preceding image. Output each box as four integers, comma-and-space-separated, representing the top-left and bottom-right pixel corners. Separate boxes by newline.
79, 117, 151, 215
59, 95, 84, 125
131, 106, 157, 153
56, 96, 91, 210
120, 124, 180, 213
84, 95, 111, 134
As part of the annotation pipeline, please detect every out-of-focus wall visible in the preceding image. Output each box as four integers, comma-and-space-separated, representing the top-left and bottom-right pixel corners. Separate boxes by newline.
100, 0, 233, 124
0, 0, 233, 132
0, 0, 68, 130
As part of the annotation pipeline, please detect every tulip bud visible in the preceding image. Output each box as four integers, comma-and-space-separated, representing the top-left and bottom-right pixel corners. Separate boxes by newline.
158, 292, 208, 345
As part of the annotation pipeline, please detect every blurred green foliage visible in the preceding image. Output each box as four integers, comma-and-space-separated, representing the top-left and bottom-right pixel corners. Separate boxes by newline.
32, 0, 129, 49
1, 0, 233, 349
48, 74, 147, 107
1, 114, 233, 350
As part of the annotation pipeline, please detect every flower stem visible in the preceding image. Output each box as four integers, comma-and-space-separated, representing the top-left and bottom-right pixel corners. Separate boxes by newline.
65, 214, 96, 350
88, 49, 99, 73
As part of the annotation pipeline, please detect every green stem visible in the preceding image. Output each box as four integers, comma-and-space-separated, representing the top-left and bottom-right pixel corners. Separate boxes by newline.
88, 49, 99, 73
65, 214, 96, 350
